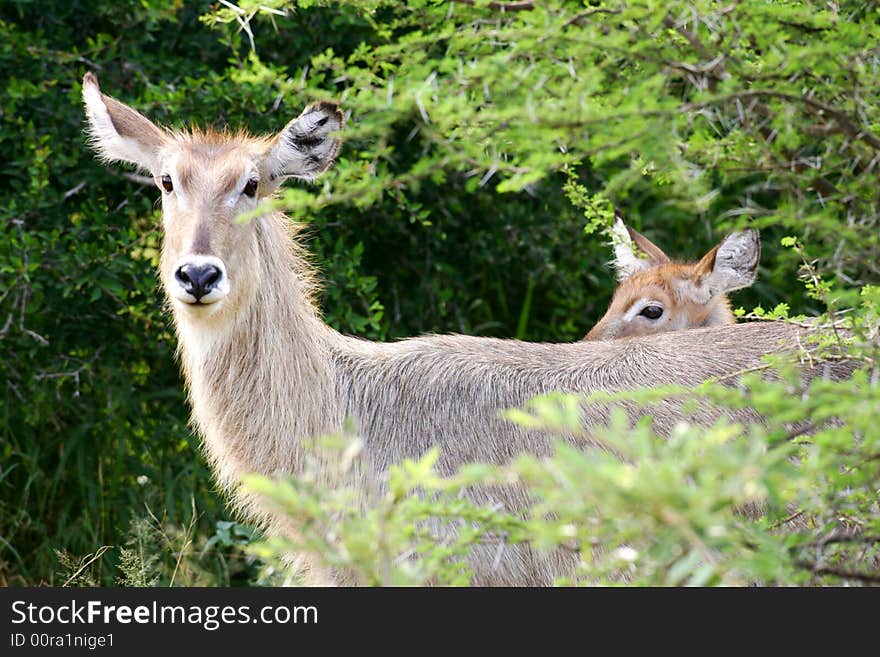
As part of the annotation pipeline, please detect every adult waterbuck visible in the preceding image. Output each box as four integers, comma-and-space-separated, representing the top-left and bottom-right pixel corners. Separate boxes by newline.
82, 73, 846, 585
586, 215, 760, 340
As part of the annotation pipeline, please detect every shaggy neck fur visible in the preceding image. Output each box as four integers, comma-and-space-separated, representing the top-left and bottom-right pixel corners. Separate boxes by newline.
175, 214, 340, 496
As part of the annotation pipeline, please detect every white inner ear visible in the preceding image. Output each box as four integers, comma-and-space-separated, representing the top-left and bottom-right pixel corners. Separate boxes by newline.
263, 104, 342, 186
610, 218, 651, 281
82, 84, 159, 173
708, 231, 760, 293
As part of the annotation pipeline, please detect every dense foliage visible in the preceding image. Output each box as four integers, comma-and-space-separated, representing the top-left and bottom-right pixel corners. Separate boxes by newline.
1, 0, 877, 585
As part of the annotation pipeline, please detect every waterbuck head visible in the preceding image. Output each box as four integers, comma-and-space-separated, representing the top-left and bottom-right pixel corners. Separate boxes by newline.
585, 214, 760, 340
81, 72, 342, 322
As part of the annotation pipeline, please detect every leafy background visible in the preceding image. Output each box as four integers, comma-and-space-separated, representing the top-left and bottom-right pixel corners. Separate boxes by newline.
1, 0, 877, 585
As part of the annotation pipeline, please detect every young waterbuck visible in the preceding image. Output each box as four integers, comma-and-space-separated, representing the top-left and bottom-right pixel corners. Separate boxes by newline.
82, 73, 842, 585
586, 215, 760, 340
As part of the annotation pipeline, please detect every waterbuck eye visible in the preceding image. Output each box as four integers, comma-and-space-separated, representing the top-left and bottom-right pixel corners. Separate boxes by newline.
160, 175, 173, 193
640, 305, 664, 320
243, 178, 258, 198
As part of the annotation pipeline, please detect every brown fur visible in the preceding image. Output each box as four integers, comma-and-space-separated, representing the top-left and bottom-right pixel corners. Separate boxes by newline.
586, 220, 758, 340
82, 74, 850, 585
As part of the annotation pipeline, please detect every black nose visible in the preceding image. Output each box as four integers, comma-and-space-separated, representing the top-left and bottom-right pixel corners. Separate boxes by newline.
175, 263, 221, 302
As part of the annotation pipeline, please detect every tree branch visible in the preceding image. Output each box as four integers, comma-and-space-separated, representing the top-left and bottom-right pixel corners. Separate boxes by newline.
685, 91, 880, 152
747, 102, 845, 200
795, 560, 880, 584
762, 91, 880, 151
662, 13, 713, 61
656, 15, 880, 156
452, 0, 535, 11
563, 7, 622, 28
817, 533, 880, 547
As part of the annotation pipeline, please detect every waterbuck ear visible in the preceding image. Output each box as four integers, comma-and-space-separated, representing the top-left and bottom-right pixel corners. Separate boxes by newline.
262, 102, 343, 187
697, 228, 761, 295
609, 211, 670, 281
81, 72, 166, 174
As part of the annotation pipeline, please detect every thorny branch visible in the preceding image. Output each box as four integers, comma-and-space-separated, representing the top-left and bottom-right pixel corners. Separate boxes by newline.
822, 535, 880, 547
452, 0, 535, 11
562, 7, 622, 28
662, 13, 715, 62
33, 348, 103, 398
795, 560, 880, 584
683, 91, 880, 153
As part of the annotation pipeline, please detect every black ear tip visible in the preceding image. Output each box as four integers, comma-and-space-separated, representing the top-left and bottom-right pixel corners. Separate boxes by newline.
744, 228, 761, 253
725, 227, 760, 244
314, 100, 340, 112
306, 101, 344, 127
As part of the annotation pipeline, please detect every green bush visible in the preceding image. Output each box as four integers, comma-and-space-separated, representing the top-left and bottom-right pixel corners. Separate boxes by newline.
1, 0, 878, 585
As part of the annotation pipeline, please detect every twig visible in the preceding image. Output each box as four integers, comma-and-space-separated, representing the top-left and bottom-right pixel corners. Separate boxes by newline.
708, 362, 774, 384
563, 7, 622, 28
63, 545, 113, 587
795, 560, 880, 584
817, 533, 880, 547
63, 181, 87, 200
657, 18, 875, 156
23, 329, 49, 346
662, 13, 713, 61
169, 498, 199, 587
452, 0, 535, 11
684, 91, 880, 152
6, 380, 24, 403
666, 54, 728, 77
783, 424, 817, 442
770, 510, 804, 529
0, 312, 13, 338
